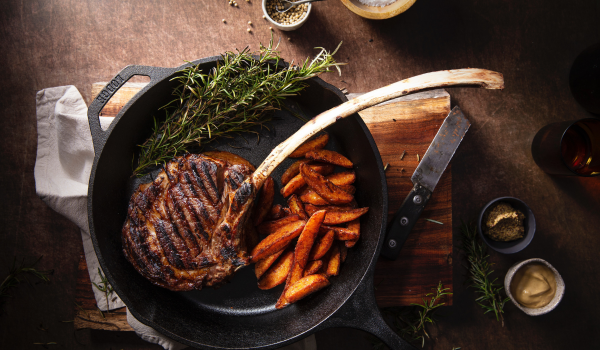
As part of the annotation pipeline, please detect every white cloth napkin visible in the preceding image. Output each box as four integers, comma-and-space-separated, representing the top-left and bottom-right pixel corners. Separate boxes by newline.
34, 85, 317, 350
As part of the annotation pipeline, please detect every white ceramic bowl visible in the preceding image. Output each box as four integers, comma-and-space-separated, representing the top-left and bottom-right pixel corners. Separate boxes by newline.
504, 258, 565, 316
262, 0, 312, 31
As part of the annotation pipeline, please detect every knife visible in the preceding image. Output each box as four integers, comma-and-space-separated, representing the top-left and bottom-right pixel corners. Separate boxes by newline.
380, 106, 471, 260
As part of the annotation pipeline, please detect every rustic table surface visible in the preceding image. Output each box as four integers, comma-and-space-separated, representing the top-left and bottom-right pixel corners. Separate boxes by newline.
1, 1, 598, 349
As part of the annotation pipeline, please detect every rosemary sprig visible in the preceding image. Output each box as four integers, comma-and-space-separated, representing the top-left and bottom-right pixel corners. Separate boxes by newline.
92, 267, 114, 312
460, 221, 509, 326
134, 37, 343, 174
373, 282, 451, 349
1, 257, 52, 310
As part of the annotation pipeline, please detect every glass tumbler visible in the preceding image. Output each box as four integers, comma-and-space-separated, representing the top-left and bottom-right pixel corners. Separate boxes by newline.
531, 118, 600, 176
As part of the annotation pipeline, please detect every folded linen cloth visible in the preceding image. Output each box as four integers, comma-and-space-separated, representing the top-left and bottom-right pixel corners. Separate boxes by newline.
34, 85, 317, 350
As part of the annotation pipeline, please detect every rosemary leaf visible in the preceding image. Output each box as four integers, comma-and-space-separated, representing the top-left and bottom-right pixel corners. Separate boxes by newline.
134, 37, 343, 175
459, 220, 510, 327
1, 257, 52, 312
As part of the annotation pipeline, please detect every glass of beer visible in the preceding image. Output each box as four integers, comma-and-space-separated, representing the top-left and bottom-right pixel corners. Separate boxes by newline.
531, 118, 600, 176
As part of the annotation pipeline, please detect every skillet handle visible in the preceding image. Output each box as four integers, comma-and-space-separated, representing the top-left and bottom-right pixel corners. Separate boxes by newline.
87, 65, 175, 156
316, 273, 416, 350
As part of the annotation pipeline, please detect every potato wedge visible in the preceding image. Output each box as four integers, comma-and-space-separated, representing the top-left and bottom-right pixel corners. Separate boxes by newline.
326, 171, 356, 186
281, 159, 311, 185
289, 134, 329, 158
340, 244, 348, 263
287, 194, 308, 220
345, 218, 361, 248
282, 208, 292, 217
325, 243, 341, 277
267, 204, 283, 220
299, 189, 330, 206
294, 210, 326, 269
284, 274, 330, 304
303, 260, 323, 277
308, 229, 334, 260
257, 215, 300, 236
338, 185, 356, 195
304, 203, 357, 216
253, 177, 275, 226
320, 225, 359, 241
257, 250, 294, 290
300, 164, 354, 205
203, 151, 256, 171
323, 207, 369, 225
280, 163, 335, 198
251, 221, 306, 263
305, 149, 353, 168
254, 247, 288, 279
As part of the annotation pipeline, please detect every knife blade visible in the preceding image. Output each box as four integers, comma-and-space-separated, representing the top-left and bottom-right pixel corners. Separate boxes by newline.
380, 106, 471, 260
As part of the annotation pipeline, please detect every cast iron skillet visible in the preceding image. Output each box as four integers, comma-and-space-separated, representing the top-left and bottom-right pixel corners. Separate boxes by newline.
87, 57, 415, 350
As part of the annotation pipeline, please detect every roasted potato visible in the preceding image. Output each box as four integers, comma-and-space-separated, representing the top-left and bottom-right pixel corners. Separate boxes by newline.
322, 207, 369, 225
281, 159, 311, 185
305, 149, 353, 168
283, 274, 330, 304
289, 134, 329, 158
287, 194, 308, 220
326, 171, 356, 186
257, 215, 300, 236
253, 177, 275, 226
303, 260, 323, 277
320, 225, 359, 241
254, 247, 288, 279
294, 210, 326, 269
300, 164, 353, 205
340, 244, 348, 263
299, 189, 330, 206
267, 204, 283, 220
257, 250, 294, 290
281, 163, 335, 198
251, 221, 306, 263
345, 218, 361, 248
308, 229, 335, 260
325, 243, 341, 277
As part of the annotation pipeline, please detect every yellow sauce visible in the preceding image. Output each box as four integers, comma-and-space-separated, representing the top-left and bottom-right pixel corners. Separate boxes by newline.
510, 263, 557, 308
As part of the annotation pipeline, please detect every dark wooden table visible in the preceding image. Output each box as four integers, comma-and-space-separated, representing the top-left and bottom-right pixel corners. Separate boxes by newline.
1, 1, 598, 349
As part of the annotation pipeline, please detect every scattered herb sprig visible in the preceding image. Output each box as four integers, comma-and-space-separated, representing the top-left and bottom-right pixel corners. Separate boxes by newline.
460, 221, 509, 326
373, 282, 451, 349
1, 257, 52, 310
134, 37, 343, 174
92, 267, 114, 312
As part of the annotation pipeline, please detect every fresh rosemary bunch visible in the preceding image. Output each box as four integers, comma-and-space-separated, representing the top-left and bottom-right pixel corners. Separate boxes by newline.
373, 282, 451, 349
1, 257, 52, 311
134, 38, 343, 175
460, 221, 509, 326
92, 267, 115, 312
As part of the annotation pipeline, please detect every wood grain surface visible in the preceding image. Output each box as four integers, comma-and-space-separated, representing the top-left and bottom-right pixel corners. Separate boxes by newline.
3, 1, 599, 349
74, 83, 452, 328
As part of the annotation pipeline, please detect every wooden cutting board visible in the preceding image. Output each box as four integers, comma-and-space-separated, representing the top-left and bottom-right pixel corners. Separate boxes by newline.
74, 83, 452, 329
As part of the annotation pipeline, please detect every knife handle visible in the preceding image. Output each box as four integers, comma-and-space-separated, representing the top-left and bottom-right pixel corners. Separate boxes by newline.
380, 184, 432, 260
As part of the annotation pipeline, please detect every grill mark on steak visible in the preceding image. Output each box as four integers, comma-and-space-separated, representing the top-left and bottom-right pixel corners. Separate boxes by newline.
122, 154, 254, 291
154, 220, 186, 270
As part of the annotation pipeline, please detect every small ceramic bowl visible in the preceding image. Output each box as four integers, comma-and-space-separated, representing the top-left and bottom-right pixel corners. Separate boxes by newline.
340, 0, 417, 20
504, 258, 565, 316
262, 0, 312, 31
478, 197, 536, 254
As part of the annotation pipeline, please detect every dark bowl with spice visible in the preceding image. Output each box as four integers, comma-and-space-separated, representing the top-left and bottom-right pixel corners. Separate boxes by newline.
477, 197, 536, 254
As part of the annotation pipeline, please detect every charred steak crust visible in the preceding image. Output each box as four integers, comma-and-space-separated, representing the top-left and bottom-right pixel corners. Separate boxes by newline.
122, 154, 254, 291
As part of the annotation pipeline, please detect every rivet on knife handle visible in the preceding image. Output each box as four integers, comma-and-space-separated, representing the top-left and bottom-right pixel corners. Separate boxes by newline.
380, 184, 432, 260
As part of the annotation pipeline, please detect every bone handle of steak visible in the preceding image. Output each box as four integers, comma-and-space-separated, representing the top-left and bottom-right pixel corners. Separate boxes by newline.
251, 68, 504, 186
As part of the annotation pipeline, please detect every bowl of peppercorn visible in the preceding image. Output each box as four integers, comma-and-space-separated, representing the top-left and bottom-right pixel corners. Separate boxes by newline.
263, 0, 312, 31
